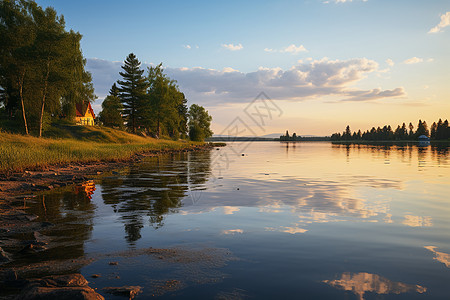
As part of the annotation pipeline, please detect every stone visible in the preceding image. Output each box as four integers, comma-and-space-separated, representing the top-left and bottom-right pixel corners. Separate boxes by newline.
0, 247, 11, 265
102, 286, 142, 299
15, 274, 104, 300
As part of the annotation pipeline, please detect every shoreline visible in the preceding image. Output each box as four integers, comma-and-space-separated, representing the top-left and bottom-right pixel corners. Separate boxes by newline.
0, 143, 222, 200
0, 142, 224, 298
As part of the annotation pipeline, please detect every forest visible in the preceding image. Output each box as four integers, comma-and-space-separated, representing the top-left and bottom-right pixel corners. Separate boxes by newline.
0, 0, 212, 141
99, 54, 212, 141
330, 119, 450, 141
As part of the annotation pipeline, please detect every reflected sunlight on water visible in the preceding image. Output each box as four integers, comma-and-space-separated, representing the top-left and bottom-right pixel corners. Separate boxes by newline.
16, 142, 450, 299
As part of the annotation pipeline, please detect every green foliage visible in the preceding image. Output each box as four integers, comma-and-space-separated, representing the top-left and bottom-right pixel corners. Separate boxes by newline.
189, 124, 204, 142
103, 55, 209, 141
117, 53, 147, 133
331, 119, 450, 141
99, 84, 124, 129
188, 104, 212, 142
0, 0, 95, 136
0, 130, 202, 172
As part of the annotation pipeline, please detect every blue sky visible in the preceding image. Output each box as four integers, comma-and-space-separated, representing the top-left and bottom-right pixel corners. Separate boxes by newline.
36, 0, 450, 135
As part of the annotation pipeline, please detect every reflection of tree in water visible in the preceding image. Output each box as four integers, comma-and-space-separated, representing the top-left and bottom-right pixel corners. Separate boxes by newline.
101, 151, 211, 245
332, 142, 449, 167
24, 181, 97, 262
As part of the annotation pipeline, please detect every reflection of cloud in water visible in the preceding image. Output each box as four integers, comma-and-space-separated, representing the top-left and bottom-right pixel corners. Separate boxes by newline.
265, 225, 307, 234
324, 272, 427, 300
222, 229, 243, 235
182, 176, 398, 224
223, 206, 240, 215
425, 246, 450, 267
402, 215, 432, 227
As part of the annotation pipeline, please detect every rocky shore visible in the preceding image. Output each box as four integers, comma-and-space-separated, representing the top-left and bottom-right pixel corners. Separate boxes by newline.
0, 143, 224, 299
0, 143, 221, 200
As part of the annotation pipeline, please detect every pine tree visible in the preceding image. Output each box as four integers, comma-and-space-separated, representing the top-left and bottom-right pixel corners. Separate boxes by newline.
117, 53, 147, 133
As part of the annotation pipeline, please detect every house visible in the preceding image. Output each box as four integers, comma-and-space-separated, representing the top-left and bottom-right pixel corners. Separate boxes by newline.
75, 102, 95, 126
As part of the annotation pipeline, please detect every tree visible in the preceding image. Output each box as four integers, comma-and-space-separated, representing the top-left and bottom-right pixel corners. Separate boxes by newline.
117, 53, 147, 133
99, 83, 123, 128
188, 104, 212, 141
0, 1, 94, 136
0, 0, 35, 134
415, 119, 429, 138
144, 63, 188, 139
408, 122, 414, 139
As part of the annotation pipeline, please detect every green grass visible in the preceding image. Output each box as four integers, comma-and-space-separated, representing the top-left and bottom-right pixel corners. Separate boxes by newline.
0, 126, 203, 172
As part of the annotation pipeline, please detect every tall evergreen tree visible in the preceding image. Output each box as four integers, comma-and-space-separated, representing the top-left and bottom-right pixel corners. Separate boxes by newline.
117, 53, 147, 133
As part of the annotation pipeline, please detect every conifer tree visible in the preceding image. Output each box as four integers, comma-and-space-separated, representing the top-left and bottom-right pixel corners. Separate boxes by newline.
117, 53, 147, 133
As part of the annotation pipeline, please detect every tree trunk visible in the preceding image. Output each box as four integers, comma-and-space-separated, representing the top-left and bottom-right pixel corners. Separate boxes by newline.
18, 69, 29, 135
156, 113, 160, 139
39, 60, 50, 138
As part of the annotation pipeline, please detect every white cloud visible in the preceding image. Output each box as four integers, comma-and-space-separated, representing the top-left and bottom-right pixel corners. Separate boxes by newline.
281, 44, 307, 53
429, 12, 450, 33
342, 87, 406, 102
385, 59, 394, 66
265, 44, 307, 54
403, 57, 423, 64
222, 43, 243, 51
183, 44, 191, 49
86, 57, 406, 107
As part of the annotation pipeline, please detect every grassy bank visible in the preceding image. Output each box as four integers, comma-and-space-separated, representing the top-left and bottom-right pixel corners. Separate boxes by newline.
0, 126, 204, 172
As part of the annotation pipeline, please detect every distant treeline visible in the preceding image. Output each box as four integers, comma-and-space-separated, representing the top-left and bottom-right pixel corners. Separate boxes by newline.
331, 119, 450, 141
280, 130, 301, 141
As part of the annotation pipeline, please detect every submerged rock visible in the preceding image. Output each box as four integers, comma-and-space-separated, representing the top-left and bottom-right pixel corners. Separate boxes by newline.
103, 286, 142, 299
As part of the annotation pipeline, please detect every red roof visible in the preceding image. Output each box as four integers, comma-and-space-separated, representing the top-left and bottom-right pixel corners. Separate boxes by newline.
76, 102, 95, 119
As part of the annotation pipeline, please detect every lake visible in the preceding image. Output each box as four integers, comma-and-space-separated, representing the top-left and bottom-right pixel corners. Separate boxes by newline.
11, 142, 450, 299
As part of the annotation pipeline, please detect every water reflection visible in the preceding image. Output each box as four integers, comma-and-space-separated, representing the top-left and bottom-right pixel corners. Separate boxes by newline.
402, 215, 433, 227
28, 186, 95, 260
425, 246, 450, 268
331, 143, 449, 168
324, 272, 427, 300
100, 151, 211, 245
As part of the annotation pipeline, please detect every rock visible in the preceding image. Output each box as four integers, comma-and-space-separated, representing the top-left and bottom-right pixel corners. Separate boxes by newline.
19, 243, 46, 253
15, 274, 104, 300
0, 247, 11, 265
103, 286, 142, 299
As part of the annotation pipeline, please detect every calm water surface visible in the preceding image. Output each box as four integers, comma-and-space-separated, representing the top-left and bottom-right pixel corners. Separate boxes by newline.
22, 142, 450, 299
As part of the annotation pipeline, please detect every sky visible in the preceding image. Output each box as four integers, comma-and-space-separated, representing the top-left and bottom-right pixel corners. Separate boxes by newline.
35, 0, 450, 136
